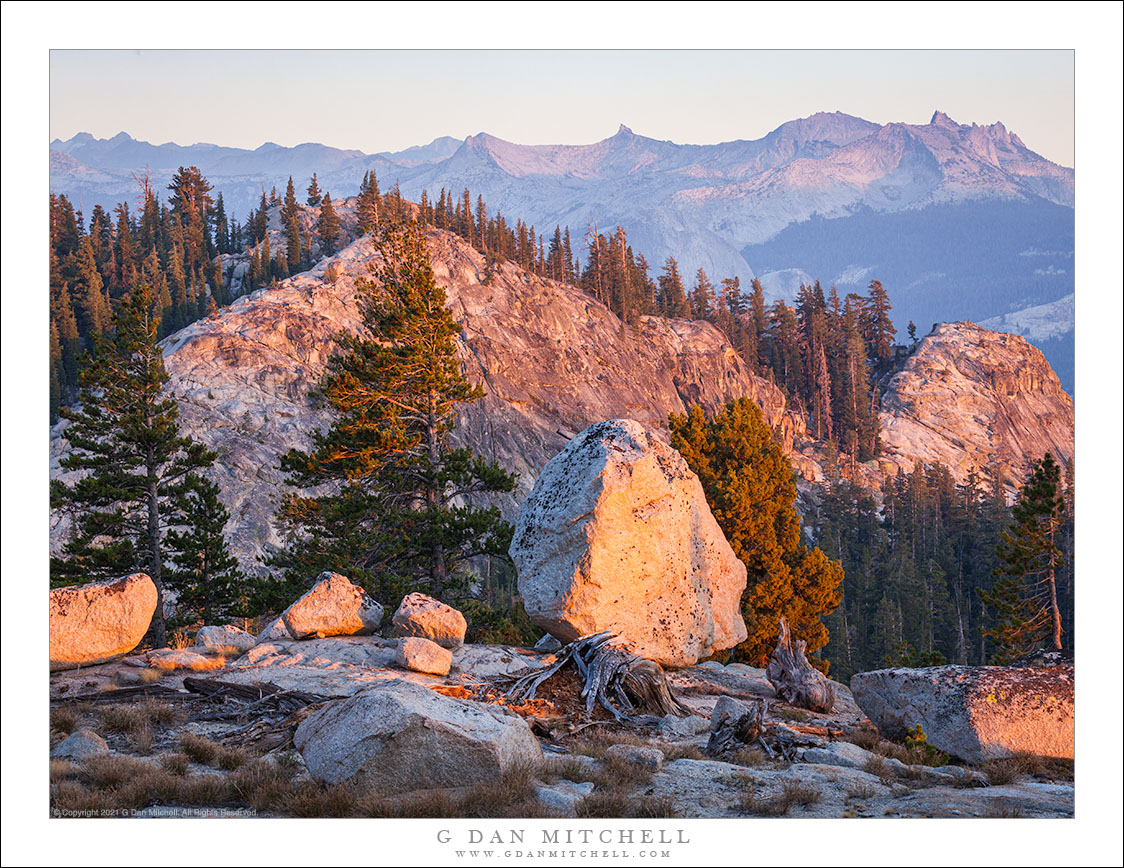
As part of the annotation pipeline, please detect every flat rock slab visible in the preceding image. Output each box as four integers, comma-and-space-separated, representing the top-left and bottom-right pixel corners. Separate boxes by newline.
851, 664, 1074, 763
219, 637, 552, 697
646, 757, 1072, 818
147, 649, 226, 672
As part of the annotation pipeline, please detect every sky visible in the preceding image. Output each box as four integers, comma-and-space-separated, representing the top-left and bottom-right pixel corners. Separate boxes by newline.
49, 49, 1076, 167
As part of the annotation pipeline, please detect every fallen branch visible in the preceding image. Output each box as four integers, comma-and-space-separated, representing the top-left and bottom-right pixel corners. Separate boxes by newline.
51, 684, 192, 705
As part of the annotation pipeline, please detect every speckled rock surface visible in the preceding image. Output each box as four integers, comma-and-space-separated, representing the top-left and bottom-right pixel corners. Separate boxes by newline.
49, 573, 158, 671
851, 664, 1074, 763
510, 419, 747, 667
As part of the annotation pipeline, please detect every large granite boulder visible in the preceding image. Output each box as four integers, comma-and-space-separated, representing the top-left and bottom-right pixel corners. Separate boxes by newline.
293, 679, 543, 795
509, 419, 747, 668
392, 593, 467, 649
50, 573, 158, 671
258, 572, 384, 641
851, 664, 1074, 764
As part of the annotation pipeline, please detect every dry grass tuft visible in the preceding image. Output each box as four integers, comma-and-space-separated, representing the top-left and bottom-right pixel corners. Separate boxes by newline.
737, 778, 822, 816
846, 782, 878, 800
216, 745, 249, 771
49, 760, 76, 782
160, 753, 191, 776
138, 668, 164, 684
729, 747, 771, 768
178, 732, 220, 766
567, 728, 649, 759
360, 788, 459, 819
863, 756, 893, 780
715, 771, 756, 790
150, 653, 226, 672
982, 798, 1025, 819
77, 754, 152, 789
575, 791, 679, 819
359, 763, 555, 819
781, 779, 822, 807
230, 759, 295, 813
131, 726, 154, 755
983, 753, 1073, 785
281, 781, 360, 818
50, 707, 78, 735
100, 700, 179, 734
548, 756, 599, 784
598, 752, 655, 789
661, 743, 705, 762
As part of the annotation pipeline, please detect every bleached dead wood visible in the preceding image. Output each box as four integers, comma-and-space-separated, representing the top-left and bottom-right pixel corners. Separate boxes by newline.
765, 616, 836, 713
503, 631, 691, 723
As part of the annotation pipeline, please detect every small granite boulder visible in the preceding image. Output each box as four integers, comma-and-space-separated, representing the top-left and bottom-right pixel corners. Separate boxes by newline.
51, 729, 109, 760
604, 743, 665, 771
259, 572, 384, 641
392, 593, 467, 649
395, 637, 453, 676
195, 624, 256, 654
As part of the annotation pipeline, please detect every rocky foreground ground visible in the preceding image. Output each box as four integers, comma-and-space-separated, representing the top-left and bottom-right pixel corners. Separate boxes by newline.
49, 624, 1074, 819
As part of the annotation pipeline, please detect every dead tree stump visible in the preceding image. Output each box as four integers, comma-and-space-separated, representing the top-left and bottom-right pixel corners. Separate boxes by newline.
766, 616, 836, 713
503, 631, 691, 722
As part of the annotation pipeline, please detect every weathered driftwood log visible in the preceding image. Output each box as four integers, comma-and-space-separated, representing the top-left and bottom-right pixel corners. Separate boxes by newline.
503, 631, 691, 722
765, 617, 836, 713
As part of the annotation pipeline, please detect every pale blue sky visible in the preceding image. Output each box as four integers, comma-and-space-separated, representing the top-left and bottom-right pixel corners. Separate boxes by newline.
49, 49, 1075, 167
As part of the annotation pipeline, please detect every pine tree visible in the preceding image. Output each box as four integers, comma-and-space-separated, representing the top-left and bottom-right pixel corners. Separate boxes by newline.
306, 173, 322, 206
978, 454, 1067, 662
164, 475, 245, 626
50, 281, 217, 646
669, 398, 844, 668
282, 176, 303, 271
315, 192, 342, 256
356, 170, 381, 235
273, 220, 516, 603
865, 279, 897, 365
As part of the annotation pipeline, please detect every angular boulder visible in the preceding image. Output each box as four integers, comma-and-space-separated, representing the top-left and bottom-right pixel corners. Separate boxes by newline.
195, 624, 256, 654
510, 419, 748, 668
293, 679, 543, 795
392, 593, 467, 649
395, 637, 453, 676
258, 572, 384, 641
49, 573, 158, 671
851, 664, 1074, 764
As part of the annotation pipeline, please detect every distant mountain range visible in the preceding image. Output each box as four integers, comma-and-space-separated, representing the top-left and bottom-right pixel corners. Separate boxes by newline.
49, 110, 1075, 391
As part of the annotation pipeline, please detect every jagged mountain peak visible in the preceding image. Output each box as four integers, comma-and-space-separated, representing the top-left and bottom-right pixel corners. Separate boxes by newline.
929, 109, 959, 129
